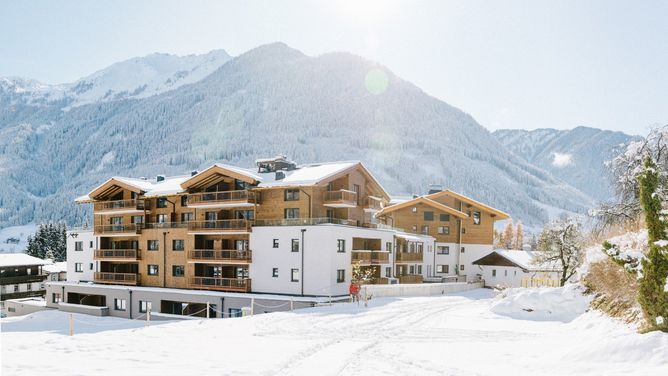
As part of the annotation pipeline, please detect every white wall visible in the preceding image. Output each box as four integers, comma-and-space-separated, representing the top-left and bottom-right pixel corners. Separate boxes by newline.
66, 229, 96, 282
0, 282, 44, 295
424, 242, 493, 282
477, 265, 561, 288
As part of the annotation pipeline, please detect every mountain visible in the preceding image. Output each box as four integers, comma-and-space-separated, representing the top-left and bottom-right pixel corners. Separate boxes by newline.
0, 43, 595, 230
0, 49, 231, 108
493, 127, 637, 202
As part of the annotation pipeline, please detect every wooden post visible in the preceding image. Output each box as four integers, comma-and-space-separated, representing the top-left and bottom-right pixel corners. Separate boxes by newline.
329, 294, 332, 306
69, 313, 73, 336
364, 287, 368, 308
206, 302, 210, 319
290, 298, 294, 311
146, 307, 151, 327
250, 298, 255, 316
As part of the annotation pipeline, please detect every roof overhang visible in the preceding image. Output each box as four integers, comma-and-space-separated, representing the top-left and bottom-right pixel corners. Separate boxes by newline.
180, 164, 260, 190
87, 177, 145, 200
427, 190, 510, 219
313, 162, 391, 202
376, 196, 468, 218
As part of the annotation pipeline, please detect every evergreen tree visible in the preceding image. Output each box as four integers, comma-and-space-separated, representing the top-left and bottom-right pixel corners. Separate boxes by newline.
23, 222, 67, 262
637, 157, 668, 332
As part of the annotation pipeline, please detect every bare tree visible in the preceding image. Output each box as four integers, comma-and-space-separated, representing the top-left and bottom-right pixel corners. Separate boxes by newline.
535, 217, 585, 286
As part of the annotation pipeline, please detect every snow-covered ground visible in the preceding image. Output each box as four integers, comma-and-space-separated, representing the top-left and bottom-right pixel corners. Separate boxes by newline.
2, 288, 667, 375
0, 224, 36, 253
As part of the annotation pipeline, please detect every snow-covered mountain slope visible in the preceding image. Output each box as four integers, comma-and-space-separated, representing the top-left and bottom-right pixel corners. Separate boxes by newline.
0, 224, 36, 253
493, 127, 638, 202
0, 49, 231, 108
0, 43, 594, 229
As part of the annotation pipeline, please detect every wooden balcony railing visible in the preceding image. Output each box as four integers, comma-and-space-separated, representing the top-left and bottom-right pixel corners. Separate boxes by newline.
396, 252, 424, 262
188, 249, 252, 263
187, 220, 251, 233
253, 217, 357, 227
187, 190, 256, 206
94, 272, 139, 285
142, 222, 188, 230
399, 275, 423, 284
0, 275, 47, 284
94, 224, 140, 235
324, 189, 358, 206
364, 197, 383, 211
188, 277, 251, 292
351, 251, 390, 263
94, 249, 140, 260
94, 199, 147, 212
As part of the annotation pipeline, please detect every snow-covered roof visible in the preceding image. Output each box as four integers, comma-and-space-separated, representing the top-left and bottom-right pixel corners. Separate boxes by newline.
42, 262, 67, 273
394, 232, 433, 242
473, 249, 560, 272
0, 253, 50, 267
254, 161, 359, 188
141, 176, 190, 197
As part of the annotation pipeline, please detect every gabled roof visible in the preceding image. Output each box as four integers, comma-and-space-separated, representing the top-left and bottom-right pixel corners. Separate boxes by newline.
427, 190, 510, 219
0, 253, 50, 267
180, 164, 262, 190
86, 176, 190, 200
472, 250, 560, 272
376, 196, 468, 218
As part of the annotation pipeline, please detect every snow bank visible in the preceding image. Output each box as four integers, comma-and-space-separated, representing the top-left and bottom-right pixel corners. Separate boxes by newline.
490, 284, 592, 322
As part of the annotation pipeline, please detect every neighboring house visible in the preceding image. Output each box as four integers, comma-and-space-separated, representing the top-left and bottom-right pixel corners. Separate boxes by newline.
472, 249, 562, 288
66, 228, 96, 282
43, 261, 68, 281
376, 190, 511, 282
0, 254, 49, 304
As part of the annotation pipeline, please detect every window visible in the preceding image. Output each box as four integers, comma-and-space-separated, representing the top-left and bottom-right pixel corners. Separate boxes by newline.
157, 214, 167, 223
409, 265, 415, 274
436, 265, 449, 273
439, 214, 450, 222
284, 208, 300, 219
284, 189, 300, 201
27, 283, 32, 291
336, 269, 345, 283
89, 241, 94, 248
291, 239, 300, 252
114, 298, 127, 311
291, 268, 300, 282
460, 265, 465, 271
229, 308, 242, 318
492, 269, 497, 277
157, 198, 167, 208
75, 263, 83, 272
462, 227, 466, 234
438, 226, 450, 235
181, 212, 193, 222
504, 270, 508, 277
417, 265, 422, 274
437, 246, 450, 255
424, 211, 434, 221
172, 239, 185, 251
337, 239, 346, 253
148, 265, 159, 276
461, 247, 465, 253
273, 239, 279, 248
236, 210, 254, 220
131, 215, 144, 224
272, 268, 279, 278
139, 301, 152, 313
181, 195, 188, 207
412, 207, 417, 213
89, 263, 94, 270
172, 265, 185, 277
148, 240, 159, 251
385, 267, 391, 277
52, 293, 62, 303
421, 225, 429, 235
412, 225, 417, 232
386, 242, 393, 253
473, 211, 481, 225
74, 241, 83, 252
13, 284, 18, 292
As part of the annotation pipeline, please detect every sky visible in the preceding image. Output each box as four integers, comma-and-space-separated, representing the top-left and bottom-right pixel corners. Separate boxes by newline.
1, 0, 666, 135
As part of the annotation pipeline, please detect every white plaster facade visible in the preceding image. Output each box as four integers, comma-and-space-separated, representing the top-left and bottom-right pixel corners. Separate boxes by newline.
66, 229, 96, 282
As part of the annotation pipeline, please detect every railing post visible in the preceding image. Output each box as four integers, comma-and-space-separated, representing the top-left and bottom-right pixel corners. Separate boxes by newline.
147, 306, 151, 327
290, 298, 294, 311
250, 298, 255, 316
69, 313, 74, 336
206, 302, 210, 319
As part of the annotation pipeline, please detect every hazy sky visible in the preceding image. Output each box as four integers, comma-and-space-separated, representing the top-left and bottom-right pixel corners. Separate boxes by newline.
1, 0, 666, 135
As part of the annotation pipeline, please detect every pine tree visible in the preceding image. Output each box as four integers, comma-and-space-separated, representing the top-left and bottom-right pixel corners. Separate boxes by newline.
637, 157, 668, 332
514, 222, 524, 250
23, 222, 67, 262
502, 220, 514, 249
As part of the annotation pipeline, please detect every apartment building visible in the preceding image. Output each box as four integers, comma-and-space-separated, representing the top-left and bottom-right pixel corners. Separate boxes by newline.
376, 189, 510, 282
46, 156, 505, 318
0, 254, 49, 304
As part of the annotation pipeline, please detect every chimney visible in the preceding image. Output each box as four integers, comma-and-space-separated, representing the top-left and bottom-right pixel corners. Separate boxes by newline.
157, 175, 165, 182
427, 184, 443, 194
275, 171, 286, 180
191, 170, 198, 177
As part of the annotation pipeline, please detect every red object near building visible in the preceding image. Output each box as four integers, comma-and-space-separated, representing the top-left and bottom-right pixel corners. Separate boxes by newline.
349, 282, 360, 295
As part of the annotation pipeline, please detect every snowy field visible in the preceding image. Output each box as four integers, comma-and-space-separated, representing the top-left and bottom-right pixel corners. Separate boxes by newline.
2, 287, 667, 376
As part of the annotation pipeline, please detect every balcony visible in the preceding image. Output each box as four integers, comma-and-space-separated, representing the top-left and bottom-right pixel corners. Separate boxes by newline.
399, 275, 424, 284
253, 217, 358, 227
188, 277, 251, 292
351, 251, 390, 264
323, 189, 358, 208
94, 224, 140, 236
94, 249, 140, 261
187, 249, 252, 264
364, 196, 383, 212
142, 222, 188, 230
94, 272, 140, 285
0, 275, 47, 284
187, 190, 256, 208
93, 199, 147, 214
187, 220, 251, 234
396, 252, 424, 262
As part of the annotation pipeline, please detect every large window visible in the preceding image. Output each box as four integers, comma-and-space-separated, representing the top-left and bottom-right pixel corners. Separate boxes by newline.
284, 208, 300, 219
291, 268, 300, 282
291, 239, 300, 252
75, 263, 83, 272
157, 214, 167, 223
172, 240, 185, 251
438, 226, 450, 235
52, 293, 62, 303
148, 240, 159, 251
114, 298, 127, 311
131, 215, 144, 224
386, 242, 393, 253
157, 198, 167, 208
336, 269, 345, 283
180, 195, 188, 207
423, 211, 434, 221
473, 211, 481, 225
437, 246, 450, 255
440, 214, 450, 222
229, 308, 242, 318
337, 239, 346, 253
139, 301, 152, 313
172, 265, 184, 277
181, 212, 193, 222
421, 225, 429, 235
436, 265, 449, 273
74, 241, 83, 252
284, 189, 300, 201
148, 265, 159, 276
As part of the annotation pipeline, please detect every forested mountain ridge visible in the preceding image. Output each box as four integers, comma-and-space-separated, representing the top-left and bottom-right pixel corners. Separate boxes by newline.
0, 43, 595, 229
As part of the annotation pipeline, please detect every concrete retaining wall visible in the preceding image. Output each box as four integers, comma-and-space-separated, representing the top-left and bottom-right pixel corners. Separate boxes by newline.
360, 282, 483, 298
58, 302, 109, 316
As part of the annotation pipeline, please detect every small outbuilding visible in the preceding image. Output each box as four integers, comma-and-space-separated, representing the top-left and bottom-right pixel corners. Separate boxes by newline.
472, 250, 562, 288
